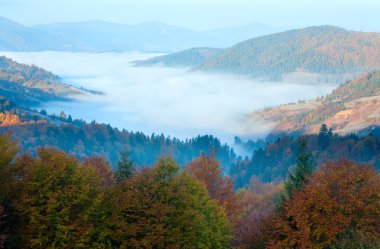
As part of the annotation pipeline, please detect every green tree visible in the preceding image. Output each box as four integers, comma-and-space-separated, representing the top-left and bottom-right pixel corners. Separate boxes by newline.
14, 148, 109, 248
284, 138, 313, 198
318, 123, 330, 149
0, 134, 20, 248
108, 157, 232, 248
114, 150, 135, 183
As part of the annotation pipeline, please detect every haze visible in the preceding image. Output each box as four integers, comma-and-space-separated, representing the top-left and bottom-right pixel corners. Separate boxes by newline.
0, 51, 335, 142
0, 0, 379, 32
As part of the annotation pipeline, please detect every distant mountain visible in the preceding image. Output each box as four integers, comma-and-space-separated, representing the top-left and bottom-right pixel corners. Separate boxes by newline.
0, 16, 51, 51
0, 16, 285, 52
133, 47, 222, 67
139, 26, 380, 82
250, 70, 380, 134
0, 56, 87, 106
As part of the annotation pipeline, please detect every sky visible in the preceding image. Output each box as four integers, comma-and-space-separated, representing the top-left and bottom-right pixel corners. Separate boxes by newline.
0, 0, 379, 31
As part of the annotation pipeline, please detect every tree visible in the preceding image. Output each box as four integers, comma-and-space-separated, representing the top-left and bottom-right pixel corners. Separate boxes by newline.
235, 181, 284, 249
270, 160, 380, 248
318, 123, 330, 149
82, 156, 114, 188
0, 134, 19, 248
108, 157, 232, 248
114, 150, 135, 183
185, 152, 239, 224
0, 205, 5, 249
14, 148, 109, 248
284, 138, 313, 199
60, 110, 66, 120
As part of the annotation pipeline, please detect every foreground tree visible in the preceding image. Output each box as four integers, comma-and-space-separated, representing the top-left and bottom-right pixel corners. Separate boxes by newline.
109, 157, 232, 248
185, 152, 239, 223
14, 148, 109, 248
82, 155, 114, 188
270, 160, 380, 248
0, 205, 5, 248
0, 134, 20, 248
235, 180, 283, 249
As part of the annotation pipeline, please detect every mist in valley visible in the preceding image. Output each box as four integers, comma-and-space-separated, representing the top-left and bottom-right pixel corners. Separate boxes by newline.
0, 51, 336, 143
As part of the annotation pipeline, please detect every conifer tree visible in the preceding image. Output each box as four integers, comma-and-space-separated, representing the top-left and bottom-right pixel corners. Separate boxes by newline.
318, 123, 330, 149
284, 138, 313, 198
114, 150, 135, 183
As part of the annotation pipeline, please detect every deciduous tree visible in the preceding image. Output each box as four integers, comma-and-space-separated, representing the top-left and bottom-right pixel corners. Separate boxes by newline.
14, 148, 109, 248
270, 160, 380, 248
109, 157, 232, 248
185, 152, 239, 223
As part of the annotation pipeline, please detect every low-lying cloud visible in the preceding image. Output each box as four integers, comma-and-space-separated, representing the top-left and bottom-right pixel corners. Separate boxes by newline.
0, 51, 336, 143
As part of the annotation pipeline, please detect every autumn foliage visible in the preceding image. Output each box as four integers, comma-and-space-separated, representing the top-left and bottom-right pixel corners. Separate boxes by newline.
109, 157, 232, 248
0, 133, 379, 248
270, 160, 380, 248
185, 152, 239, 223
0, 135, 233, 248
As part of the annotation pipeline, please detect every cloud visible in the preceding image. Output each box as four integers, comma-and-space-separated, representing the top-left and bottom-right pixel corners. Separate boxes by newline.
0, 51, 336, 143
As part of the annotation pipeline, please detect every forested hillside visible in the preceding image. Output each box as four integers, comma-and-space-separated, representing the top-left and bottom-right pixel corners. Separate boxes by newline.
251, 70, 380, 135
231, 124, 380, 188
0, 96, 236, 168
133, 47, 222, 67
199, 25, 380, 80
0, 56, 88, 106
138, 26, 380, 82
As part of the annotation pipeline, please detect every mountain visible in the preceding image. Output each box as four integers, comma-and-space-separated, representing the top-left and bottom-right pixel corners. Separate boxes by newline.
133, 47, 222, 67
0, 56, 87, 106
138, 26, 380, 82
250, 70, 380, 135
0, 16, 285, 52
0, 16, 51, 51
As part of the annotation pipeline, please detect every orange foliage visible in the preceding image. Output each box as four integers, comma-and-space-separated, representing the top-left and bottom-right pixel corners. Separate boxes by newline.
0, 113, 21, 126
235, 179, 283, 249
185, 152, 239, 223
81, 156, 114, 188
270, 160, 380, 249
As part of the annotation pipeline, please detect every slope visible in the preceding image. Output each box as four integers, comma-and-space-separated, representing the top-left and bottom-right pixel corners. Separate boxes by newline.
250, 71, 380, 134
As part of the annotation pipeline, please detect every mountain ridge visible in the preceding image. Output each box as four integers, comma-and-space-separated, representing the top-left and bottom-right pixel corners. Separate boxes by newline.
137, 25, 380, 82
0, 16, 286, 52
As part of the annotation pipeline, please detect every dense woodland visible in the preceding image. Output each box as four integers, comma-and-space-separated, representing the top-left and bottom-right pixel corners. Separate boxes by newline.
139, 26, 380, 81
0, 133, 379, 248
199, 26, 380, 81
231, 124, 380, 188
134, 47, 222, 67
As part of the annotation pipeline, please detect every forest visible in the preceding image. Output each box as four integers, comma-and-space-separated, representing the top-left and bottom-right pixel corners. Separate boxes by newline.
136, 26, 380, 82
231, 124, 380, 188
0, 133, 379, 248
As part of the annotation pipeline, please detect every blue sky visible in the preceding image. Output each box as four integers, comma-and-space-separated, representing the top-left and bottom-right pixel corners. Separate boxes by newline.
0, 0, 379, 31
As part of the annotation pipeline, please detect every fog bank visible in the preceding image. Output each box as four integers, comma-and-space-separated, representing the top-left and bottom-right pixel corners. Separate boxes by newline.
0, 51, 336, 143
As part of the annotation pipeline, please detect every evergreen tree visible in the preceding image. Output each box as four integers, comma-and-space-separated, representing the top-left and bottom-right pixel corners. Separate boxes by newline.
318, 123, 330, 149
284, 138, 313, 198
114, 150, 135, 183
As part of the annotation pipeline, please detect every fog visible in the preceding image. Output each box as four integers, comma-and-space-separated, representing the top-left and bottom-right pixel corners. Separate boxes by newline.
0, 51, 336, 143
